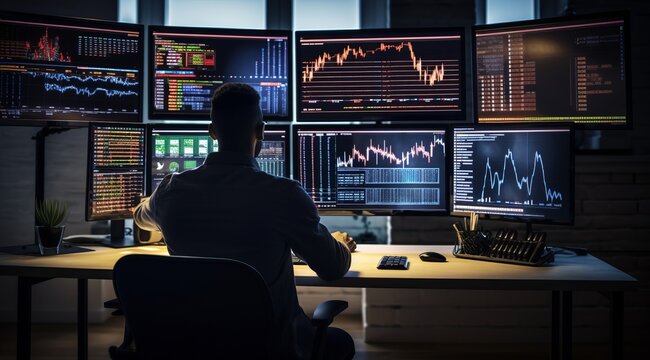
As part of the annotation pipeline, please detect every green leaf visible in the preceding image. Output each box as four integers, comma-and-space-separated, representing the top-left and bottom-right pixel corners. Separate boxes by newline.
35, 199, 68, 227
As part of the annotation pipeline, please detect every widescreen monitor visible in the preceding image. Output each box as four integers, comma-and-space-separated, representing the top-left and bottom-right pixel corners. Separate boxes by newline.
0, 11, 143, 124
149, 26, 291, 121
296, 28, 466, 122
86, 123, 146, 221
148, 124, 290, 192
452, 125, 574, 224
294, 125, 449, 214
474, 12, 630, 128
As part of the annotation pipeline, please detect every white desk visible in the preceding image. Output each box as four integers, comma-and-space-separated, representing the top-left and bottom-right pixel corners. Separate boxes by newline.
0, 244, 638, 360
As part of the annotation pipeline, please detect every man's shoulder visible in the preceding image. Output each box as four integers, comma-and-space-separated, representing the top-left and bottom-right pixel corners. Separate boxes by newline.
254, 171, 304, 193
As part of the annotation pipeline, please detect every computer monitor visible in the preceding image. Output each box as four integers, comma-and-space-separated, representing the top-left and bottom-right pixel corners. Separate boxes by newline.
452, 125, 574, 224
86, 123, 146, 246
473, 12, 630, 128
149, 26, 291, 121
296, 28, 466, 122
0, 11, 144, 125
147, 124, 290, 193
293, 125, 449, 215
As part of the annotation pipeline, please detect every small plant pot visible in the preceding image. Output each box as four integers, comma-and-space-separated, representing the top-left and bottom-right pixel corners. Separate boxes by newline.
36, 226, 65, 255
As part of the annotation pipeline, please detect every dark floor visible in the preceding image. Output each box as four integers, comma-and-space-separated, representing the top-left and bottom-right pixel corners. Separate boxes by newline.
0, 315, 643, 359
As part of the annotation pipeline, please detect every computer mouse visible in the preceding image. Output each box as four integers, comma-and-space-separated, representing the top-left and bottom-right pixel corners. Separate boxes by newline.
419, 252, 447, 262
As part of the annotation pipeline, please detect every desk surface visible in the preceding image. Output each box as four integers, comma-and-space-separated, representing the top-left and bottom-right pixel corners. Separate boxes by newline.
0, 245, 637, 291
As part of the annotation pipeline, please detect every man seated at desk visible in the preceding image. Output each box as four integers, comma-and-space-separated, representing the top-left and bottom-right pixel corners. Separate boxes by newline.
134, 83, 356, 360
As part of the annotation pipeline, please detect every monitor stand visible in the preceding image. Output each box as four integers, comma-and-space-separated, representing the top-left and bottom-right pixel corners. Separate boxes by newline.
99, 220, 139, 248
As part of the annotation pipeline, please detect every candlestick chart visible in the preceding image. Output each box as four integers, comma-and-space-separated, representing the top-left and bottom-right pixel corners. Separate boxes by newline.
297, 128, 448, 212
298, 31, 464, 120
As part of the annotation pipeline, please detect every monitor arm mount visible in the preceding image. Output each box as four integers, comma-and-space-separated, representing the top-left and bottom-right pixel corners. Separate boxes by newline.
33, 126, 71, 245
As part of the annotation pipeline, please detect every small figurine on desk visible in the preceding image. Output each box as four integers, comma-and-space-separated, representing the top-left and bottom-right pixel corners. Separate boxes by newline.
35, 199, 67, 255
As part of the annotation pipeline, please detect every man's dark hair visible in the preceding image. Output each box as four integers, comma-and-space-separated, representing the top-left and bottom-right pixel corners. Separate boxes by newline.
210, 83, 262, 140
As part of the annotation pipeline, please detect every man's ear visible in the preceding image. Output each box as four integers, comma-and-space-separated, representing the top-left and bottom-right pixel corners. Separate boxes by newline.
255, 121, 265, 141
208, 123, 217, 140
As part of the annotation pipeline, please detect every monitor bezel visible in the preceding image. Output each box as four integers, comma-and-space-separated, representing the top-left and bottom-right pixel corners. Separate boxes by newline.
146, 123, 291, 195
292, 123, 452, 216
86, 122, 147, 221
472, 11, 632, 130
450, 122, 575, 225
295, 27, 467, 123
147, 25, 293, 122
0, 11, 145, 127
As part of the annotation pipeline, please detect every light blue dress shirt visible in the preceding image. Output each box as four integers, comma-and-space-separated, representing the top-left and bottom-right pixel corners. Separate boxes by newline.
134, 151, 351, 359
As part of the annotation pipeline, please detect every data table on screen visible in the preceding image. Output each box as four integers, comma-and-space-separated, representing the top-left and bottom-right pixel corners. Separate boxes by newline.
149, 27, 290, 121
474, 13, 630, 127
87, 125, 146, 221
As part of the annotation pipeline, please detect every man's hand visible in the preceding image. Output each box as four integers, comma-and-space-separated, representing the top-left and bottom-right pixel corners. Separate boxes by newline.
331, 231, 357, 252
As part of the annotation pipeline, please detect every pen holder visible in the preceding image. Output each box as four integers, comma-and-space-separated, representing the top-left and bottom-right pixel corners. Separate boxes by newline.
455, 230, 492, 256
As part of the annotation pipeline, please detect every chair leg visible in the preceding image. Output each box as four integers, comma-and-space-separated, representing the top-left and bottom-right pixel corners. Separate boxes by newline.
311, 326, 328, 360
119, 322, 133, 350
108, 321, 135, 359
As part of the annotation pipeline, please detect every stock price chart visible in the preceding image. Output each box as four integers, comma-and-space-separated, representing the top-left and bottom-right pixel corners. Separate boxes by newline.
297, 128, 448, 212
0, 14, 142, 122
151, 29, 289, 119
475, 15, 628, 126
452, 127, 572, 223
88, 125, 145, 220
297, 30, 464, 121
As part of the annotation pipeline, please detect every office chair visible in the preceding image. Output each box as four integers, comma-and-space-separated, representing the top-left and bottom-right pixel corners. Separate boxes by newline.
111, 254, 348, 360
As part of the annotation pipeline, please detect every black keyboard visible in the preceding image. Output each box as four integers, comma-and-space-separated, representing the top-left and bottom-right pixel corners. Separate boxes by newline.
377, 255, 409, 270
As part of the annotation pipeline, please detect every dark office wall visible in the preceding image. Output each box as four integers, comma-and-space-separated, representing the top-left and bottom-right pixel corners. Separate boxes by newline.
376, 0, 650, 352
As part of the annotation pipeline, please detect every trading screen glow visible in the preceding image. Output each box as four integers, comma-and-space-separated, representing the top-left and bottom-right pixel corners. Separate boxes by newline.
0, 14, 142, 123
296, 128, 448, 213
87, 125, 146, 221
475, 15, 629, 126
150, 128, 288, 191
297, 30, 465, 121
151, 29, 290, 120
452, 127, 573, 224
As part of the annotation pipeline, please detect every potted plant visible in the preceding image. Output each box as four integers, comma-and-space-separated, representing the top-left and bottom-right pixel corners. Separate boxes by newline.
353, 215, 378, 244
35, 199, 67, 255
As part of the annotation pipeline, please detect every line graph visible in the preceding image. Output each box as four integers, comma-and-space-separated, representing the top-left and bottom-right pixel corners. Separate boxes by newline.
27, 71, 139, 98
34, 72, 139, 87
44, 83, 138, 97
298, 34, 463, 117
336, 137, 445, 168
479, 149, 563, 205
302, 42, 445, 87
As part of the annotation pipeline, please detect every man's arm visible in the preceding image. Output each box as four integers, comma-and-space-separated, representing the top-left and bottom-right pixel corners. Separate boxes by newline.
133, 174, 173, 232
278, 182, 351, 281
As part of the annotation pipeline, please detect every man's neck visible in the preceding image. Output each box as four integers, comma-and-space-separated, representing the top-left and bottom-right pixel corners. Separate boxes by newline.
217, 145, 255, 157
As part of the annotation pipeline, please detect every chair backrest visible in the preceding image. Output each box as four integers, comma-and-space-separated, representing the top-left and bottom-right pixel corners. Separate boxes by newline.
113, 254, 275, 359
